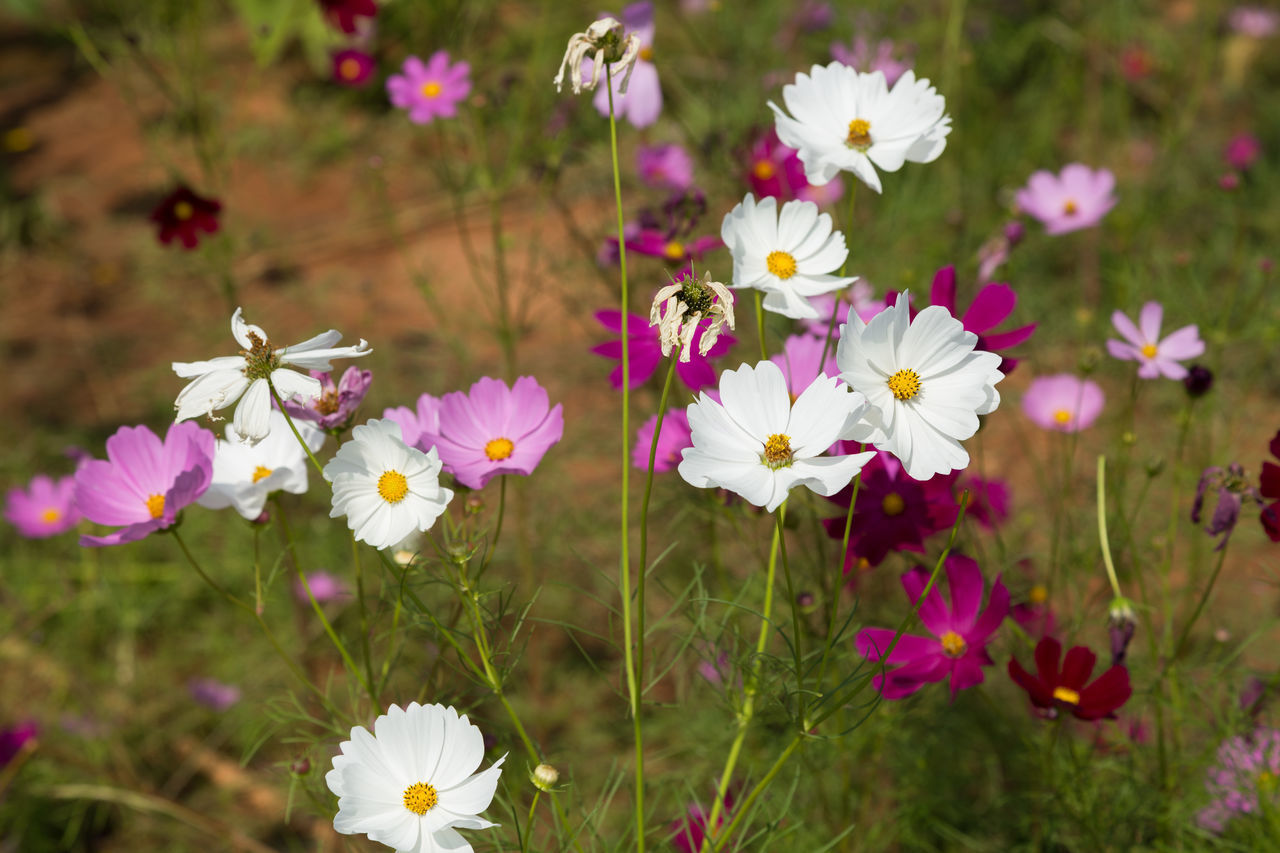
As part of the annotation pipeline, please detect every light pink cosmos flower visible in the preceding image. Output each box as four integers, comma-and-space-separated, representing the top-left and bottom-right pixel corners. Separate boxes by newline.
283, 367, 373, 431
1016, 164, 1117, 235
386, 52, 471, 124
856, 555, 1009, 699
632, 409, 691, 473
74, 422, 216, 547
636, 143, 693, 191
1197, 727, 1280, 833
1021, 374, 1105, 432
1106, 301, 1205, 380
802, 281, 881, 336
382, 392, 442, 453
294, 570, 349, 604
589, 2, 662, 128
429, 377, 564, 489
1229, 6, 1279, 38
5, 474, 80, 538
829, 35, 912, 86
769, 333, 838, 399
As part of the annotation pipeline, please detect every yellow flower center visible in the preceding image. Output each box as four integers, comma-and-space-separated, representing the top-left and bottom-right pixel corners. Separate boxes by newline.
639, 45, 654, 62
421, 81, 442, 98
377, 471, 409, 503
485, 437, 515, 461
1063, 199, 1078, 215
846, 118, 872, 150
40, 508, 61, 523
173, 201, 193, 221
762, 433, 794, 469
145, 494, 165, 519
766, 250, 798, 280
252, 465, 273, 483
1052, 686, 1080, 705
1140, 343, 1158, 358
1053, 409, 1072, 425
940, 631, 966, 658
887, 369, 921, 401
1029, 584, 1048, 605
402, 781, 438, 815
339, 57, 361, 79
663, 240, 685, 261
881, 492, 905, 516
753, 160, 776, 180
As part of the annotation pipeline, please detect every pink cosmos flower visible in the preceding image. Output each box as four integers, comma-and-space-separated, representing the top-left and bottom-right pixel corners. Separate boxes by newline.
74, 422, 216, 547
591, 309, 735, 392
1225, 133, 1262, 170
920, 265, 1037, 374
294, 570, 349, 604
744, 128, 844, 206
5, 474, 80, 538
283, 367, 373, 431
830, 35, 912, 86
769, 333, 837, 399
959, 474, 1010, 530
429, 377, 564, 489
1198, 727, 1280, 833
1106, 301, 1205, 380
632, 409, 691, 473
670, 790, 734, 853
386, 52, 471, 124
1016, 164, 1117, 235
1021, 374, 1105, 432
590, 2, 662, 128
856, 555, 1009, 699
187, 677, 241, 711
801, 281, 881, 336
1229, 6, 1279, 38
625, 228, 722, 269
382, 392, 442, 453
332, 49, 375, 87
636, 143, 693, 191
0, 721, 37, 766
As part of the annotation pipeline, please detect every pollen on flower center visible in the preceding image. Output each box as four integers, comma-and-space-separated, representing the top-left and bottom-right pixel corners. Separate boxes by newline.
1053, 409, 1072, 425
252, 465, 273, 483
753, 160, 776, 180
663, 240, 685, 261
766, 250, 798, 280
1140, 343, 1158, 359
846, 118, 872, 150
240, 331, 280, 381
1029, 584, 1048, 605
40, 508, 61, 523
887, 369, 921, 401
639, 45, 654, 62
421, 81, 442, 98
940, 631, 967, 658
145, 494, 165, 519
485, 437, 515, 461
316, 390, 341, 415
762, 433, 794, 469
174, 201, 194, 220
402, 781, 438, 815
881, 492, 906, 516
1052, 686, 1081, 705
377, 470, 410, 503
1063, 199, 1078, 215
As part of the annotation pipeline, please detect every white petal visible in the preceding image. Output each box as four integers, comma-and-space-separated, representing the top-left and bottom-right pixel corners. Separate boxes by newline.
232, 379, 272, 445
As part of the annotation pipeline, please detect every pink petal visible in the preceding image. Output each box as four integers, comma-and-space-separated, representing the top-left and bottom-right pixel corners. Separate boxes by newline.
1110, 310, 1145, 348
962, 284, 1016, 333
943, 555, 984, 631
1138, 301, 1164, 343
929, 266, 956, 313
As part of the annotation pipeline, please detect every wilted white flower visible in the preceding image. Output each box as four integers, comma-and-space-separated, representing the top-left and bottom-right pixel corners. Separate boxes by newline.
197, 410, 324, 520
650, 270, 736, 363
553, 17, 641, 95
173, 308, 371, 446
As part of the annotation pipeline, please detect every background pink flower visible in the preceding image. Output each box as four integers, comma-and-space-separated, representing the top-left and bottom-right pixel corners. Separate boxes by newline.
1106, 301, 1205, 380
5, 473, 80, 538
284, 366, 372, 430
1021, 374, 1105, 432
920, 266, 1036, 374
589, 2, 662, 128
769, 333, 837, 399
386, 52, 470, 124
1016, 164, 1117, 235
636, 143, 693, 191
332, 49, 375, 87
431, 376, 564, 489
383, 392, 442, 453
829, 35, 912, 85
632, 410, 691, 472
1224, 133, 1262, 170
744, 127, 845, 206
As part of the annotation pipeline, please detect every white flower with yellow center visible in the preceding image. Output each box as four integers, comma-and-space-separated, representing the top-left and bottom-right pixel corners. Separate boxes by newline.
720, 193, 857, 320
836, 292, 1003, 481
678, 360, 875, 512
769, 62, 951, 194
324, 419, 453, 550
326, 702, 505, 853
197, 410, 325, 520
173, 307, 371, 446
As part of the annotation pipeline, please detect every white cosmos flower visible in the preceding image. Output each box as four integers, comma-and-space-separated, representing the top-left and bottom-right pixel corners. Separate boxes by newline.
326, 702, 505, 853
173, 308, 371, 446
769, 62, 951, 194
325, 419, 454, 549
197, 410, 325, 520
720, 194, 857, 320
678, 360, 875, 512
836, 292, 1003, 481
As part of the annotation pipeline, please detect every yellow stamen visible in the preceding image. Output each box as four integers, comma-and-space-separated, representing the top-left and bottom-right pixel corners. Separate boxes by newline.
378, 471, 409, 503
763, 433, 793, 469
40, 508, 61, 523
1052, 686, 1080, 705
421, 81, 442, 98
1053, 409, 1072, 425
887, 369, 921, 401
766, 250, 798, 280
663, 240, 685, 261
639, 45, 654, 62
173, 201, 193, 221
846, 118, 872, 149
752, 160, 776, 180
1029, 584, 1048, 605
881, 493, 906, 517
1140, 343, 1158, 359
1063, 199, 1078, 215
339, 58, 361, 79
485, 437, 515, 461
145, 494, 165, 519
940, 631, 966, 658
402, 781, 438, 815
252, 465, 273, 483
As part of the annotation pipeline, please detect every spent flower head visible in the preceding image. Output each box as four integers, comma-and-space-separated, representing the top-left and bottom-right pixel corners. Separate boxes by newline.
554, 16, 641, 95
651, 270, 736, 363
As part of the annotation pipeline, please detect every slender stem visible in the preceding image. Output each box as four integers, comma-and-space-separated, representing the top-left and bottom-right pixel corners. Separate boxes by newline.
1096, 456, 1124, 601
710, 736, 803, 852
638, 357, 678, 693
351, 532, 378, 703
819, 181, 857, 369
755, 291, 768, 361
522, 790, 542, 853
777, 511, 805, 726
1168, 544, 1231, 666
479, 475, 509, 576
270, 385, 325, 476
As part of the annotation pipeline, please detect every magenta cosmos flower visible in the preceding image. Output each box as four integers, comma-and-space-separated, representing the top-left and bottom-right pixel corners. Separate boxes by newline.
1106, 301, 1205, 380
590, 2, 662, 128
591, 309, 734, 392
1197, 726, 1280, 833
633, 409, 691, 473
744, 128, 844, 206
636, 143, 693, 191
1008, 636, 1132, 720
317, 0, 377, 33
5, 474, 80, 538
924, 265, 1036, 373
1225, 133, 1262, 171
74, 421, 215, 547
0, 721, 37, 767
1022, 374, 1105, 432
387, 52, 471, 124
670, 790, 734, 853
382, 393, 442, 453
1016, 164, 1117, 235
857, 555, 1009, 699
283, 366, 373, 431
150, 186, 221, 250
430, 377, 563, 489
332, 49, 375, 87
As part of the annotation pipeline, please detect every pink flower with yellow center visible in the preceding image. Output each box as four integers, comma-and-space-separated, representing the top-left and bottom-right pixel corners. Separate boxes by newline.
5, 474, 80, 538
1015, 163, 1117, 235
1021, 374, 1105, 433
386, 52, 471, 125
1106, 301, 1205, 380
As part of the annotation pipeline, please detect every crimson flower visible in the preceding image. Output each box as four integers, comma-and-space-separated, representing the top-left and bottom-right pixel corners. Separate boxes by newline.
1008, 636, 1131, 720
150, 186, 222, 250
317, 0, 377, 33
1261, 430, 1280, 542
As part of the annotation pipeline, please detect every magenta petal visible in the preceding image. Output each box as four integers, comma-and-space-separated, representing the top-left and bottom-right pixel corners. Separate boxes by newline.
900, 566, 951, 635
948, 656, 986, 697
878, 655, 951, 698
962, 284, 1016, 333
967, 573, 1010, 643
981, 323, 1036, 350
1034, 636, 1062, 685
595, 310, 626, 334
943, 555, 984, 631
675, 357, 718, 391
80, 518, 166, 547
929, 266, 956, 313
856, 628, 937, 664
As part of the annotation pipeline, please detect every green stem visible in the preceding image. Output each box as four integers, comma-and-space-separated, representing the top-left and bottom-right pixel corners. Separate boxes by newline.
1167, 543, 1231, 666
270, 384, 325, 476
755, 291, 768, 361
709, 736, 803, 853
638, 357, 678, 694
777, 510, 805, 727
1096, 456, 1124, 601
479, 475, 509, 576
351, 532, 378, 703
819, 181, 857, 369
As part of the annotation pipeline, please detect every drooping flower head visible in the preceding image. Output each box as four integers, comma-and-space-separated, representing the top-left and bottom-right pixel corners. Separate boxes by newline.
650, 270, 736, 363
5, 473, 80, 538
1106, 301, 1205, 380
1021, 374, 1105, 433
429, 377, 564, 490
283, 367, 373, 432
836, 292, 1004, 481
592, 309, 735, 392
769, 62, 951, 193
1197, 727, 1280, 833
172, 307, 371, 446
387, 52, 471, 124
317, 0, 377, 33
636, 143, 694, 191
588, 2, 662, 127
197, 410, 325, 521
744, 127, 845, 206
678, 360, 875, 512
829, 35, 912, 85
383, 393, 443, 455
326, 702, 505, 853
75, 421, 216, 547
721, 194, 857, 320
1016, 164, 1117, 235
1192, 463, 1263, 551
332, 49, 376, 87
325, 419, 453, 550
150, 186, 222, 250
1007, 636, 1132, 720
553, 16, 640, 95
633, 409, 692, 473
856, 555, 1009, 699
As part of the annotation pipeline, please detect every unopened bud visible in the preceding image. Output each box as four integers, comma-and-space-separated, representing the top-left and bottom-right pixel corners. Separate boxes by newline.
1108, 597, 1137, 667
532, 763, 560, 791
1183, 364, 1213, 397
466, 494, 485, 514
291, 757, 311, 776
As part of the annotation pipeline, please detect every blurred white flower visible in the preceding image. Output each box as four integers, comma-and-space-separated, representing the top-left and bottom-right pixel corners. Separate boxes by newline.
197, 410, 324, 520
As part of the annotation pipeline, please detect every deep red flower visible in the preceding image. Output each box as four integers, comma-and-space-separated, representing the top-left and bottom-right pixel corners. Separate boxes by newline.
150, 186, 222, 250
1261, 430, 1280, 542
317, 0, 377, 33
1008, 636, 1131, 721
332, 48, 375, 87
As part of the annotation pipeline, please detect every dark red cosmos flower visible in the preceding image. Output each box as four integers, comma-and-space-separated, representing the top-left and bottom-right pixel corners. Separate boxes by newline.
317, 0, 377, 33
332, 49, 375, 87
1008, 636, 1131, 721
150, 186, 222, 250
1261, 430, 1280, 542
